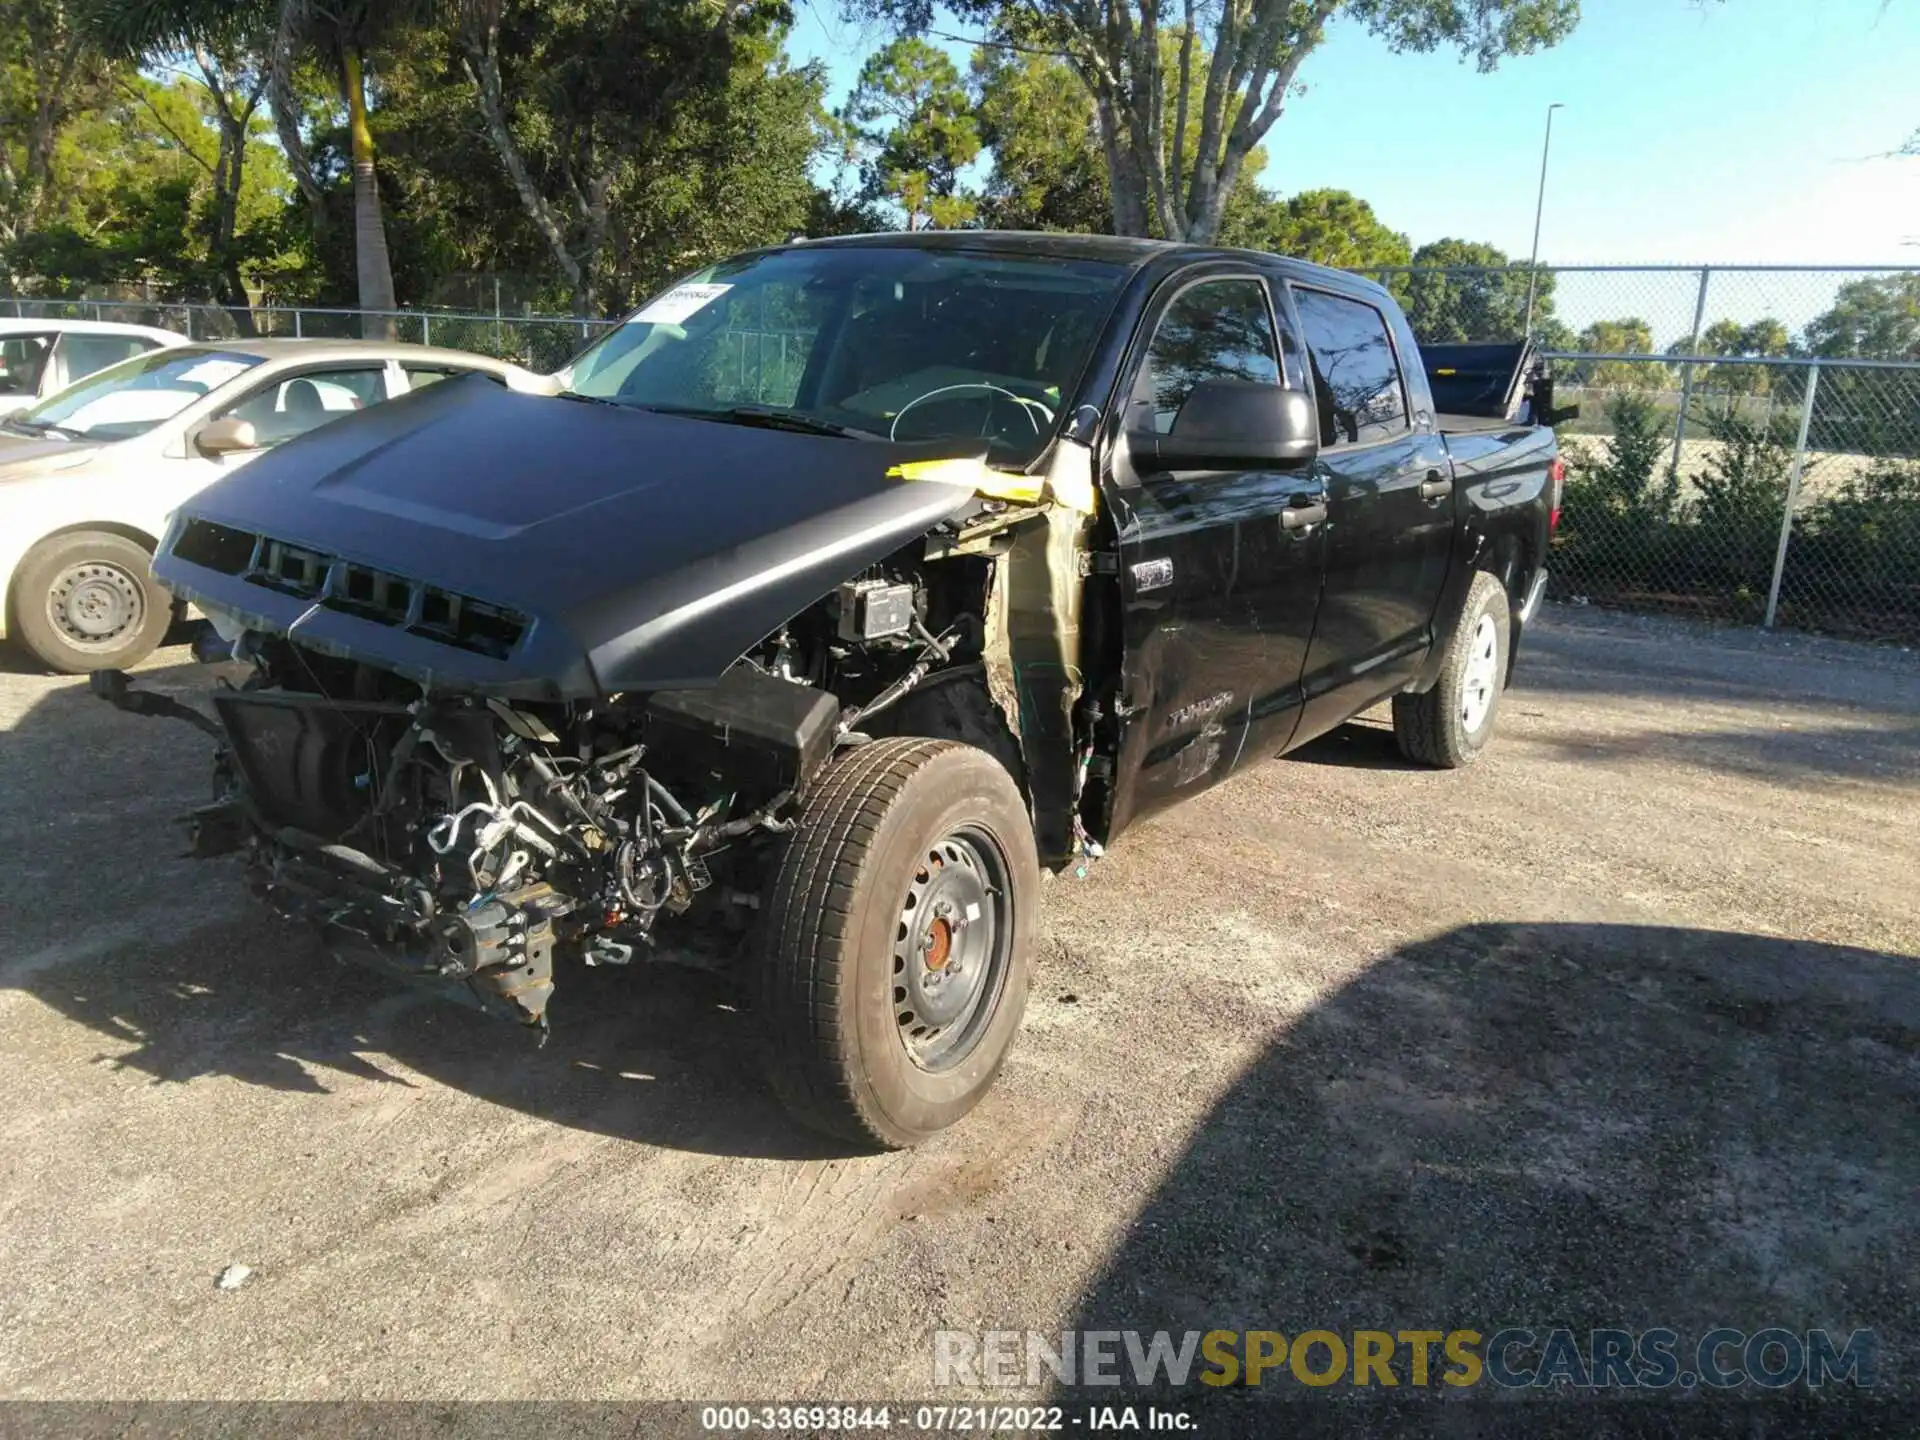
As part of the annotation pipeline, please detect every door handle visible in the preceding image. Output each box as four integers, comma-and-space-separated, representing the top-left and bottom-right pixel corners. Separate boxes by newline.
1281, 503, 1327, 531
1419, 472, 1453, 500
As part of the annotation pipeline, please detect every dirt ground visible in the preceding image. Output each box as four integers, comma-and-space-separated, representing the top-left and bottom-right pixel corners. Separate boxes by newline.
0, 607, 1914, 1418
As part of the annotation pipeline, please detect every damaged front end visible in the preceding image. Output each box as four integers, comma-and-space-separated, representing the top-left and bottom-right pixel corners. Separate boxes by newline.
111, 655, 846, 1028
107, 396, 1103, 1033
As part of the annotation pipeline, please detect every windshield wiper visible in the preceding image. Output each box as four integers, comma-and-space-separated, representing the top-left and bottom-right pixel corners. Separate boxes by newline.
4, 416, 82, 439
555, 390, 629, 409
647, 404, 878, 440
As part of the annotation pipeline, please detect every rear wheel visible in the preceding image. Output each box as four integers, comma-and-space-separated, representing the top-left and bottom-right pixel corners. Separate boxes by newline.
758, 737, 1038, 1148
12, 531, 172, 674
1393, 570, 1510, 768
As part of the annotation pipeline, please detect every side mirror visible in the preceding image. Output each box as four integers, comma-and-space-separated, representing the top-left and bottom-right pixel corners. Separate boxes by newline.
1130, 380, 1319, 473
195, 417, 258, 457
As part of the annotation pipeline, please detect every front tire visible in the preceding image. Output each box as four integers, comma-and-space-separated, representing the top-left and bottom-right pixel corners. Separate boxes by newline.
1393, 570, 1510, 768
12, 531, 172, 674
758, 738, 1039, 1148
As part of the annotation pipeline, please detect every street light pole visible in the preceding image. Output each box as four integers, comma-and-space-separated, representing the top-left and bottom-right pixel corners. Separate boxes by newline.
1524, 102, 1564, 335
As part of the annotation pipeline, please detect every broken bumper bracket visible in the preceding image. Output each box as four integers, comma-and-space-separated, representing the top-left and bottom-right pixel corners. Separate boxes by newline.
89, 669, 224, 740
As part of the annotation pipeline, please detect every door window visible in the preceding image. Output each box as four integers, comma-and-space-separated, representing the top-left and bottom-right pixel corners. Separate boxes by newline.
1290, 288, 1409, 446
221, 366, 385, 446
0, 333, 55, 397
1127, 279, 1282, 436
403, 364, 502, 392
56, 333, 157, 387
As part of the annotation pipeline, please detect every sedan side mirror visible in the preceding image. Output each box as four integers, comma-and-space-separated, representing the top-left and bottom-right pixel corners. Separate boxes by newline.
196, 417, 258, 457
1131, 380, 1319, 473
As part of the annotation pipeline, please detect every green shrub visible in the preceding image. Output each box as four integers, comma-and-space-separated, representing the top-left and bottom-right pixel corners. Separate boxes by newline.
1564, 392, 1677, 523
1789, 459, 1920, 633
1546, 381, 1920, 641
1685, 398, 1797, 595
1555, 393, 1689, 600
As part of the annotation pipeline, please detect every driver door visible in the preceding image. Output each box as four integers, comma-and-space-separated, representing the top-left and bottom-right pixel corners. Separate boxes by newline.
1102, 271, 1327, 837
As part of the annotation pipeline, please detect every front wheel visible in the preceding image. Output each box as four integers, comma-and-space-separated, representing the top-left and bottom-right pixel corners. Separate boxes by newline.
1392, 569, 1510, 768
758, 738, 1039, 1148
11, 530, 173, 674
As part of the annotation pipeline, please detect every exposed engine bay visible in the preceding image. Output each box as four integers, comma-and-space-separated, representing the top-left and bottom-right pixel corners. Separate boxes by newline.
107, 494, 1101, 1033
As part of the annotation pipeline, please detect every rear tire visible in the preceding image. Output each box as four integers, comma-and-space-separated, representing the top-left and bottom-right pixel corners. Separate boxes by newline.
1393, 570, 1509, 768
12, 531, 172, 674
758, 737, 1038, 1149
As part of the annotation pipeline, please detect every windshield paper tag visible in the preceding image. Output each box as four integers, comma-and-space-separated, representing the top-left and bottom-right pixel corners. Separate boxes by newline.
634, 283, 731, 325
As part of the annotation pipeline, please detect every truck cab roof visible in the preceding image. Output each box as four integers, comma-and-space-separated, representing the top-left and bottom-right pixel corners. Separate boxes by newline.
783, 229, 1393, 302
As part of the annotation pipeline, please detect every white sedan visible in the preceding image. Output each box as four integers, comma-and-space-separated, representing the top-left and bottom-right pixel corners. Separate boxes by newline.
0, 338, 550, 672
0, 318, 188, 416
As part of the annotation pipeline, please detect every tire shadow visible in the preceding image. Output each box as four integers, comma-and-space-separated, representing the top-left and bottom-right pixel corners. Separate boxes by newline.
1285, 718, 1426, 772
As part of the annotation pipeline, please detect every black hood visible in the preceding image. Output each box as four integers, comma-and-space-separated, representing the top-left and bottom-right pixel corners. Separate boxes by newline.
155, 376, 982, 699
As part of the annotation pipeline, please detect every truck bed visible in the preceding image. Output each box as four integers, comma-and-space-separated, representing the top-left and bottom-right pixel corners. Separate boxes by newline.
1436, 411, 1532, 435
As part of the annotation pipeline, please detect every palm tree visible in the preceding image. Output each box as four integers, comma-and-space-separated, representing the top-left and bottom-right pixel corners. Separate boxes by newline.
276, 1, 401, 332
91, 0, 411, 333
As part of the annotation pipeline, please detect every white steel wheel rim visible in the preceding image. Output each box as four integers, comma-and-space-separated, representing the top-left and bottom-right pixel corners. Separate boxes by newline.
1461, 613, 1499, 734
48, 560, 146, 650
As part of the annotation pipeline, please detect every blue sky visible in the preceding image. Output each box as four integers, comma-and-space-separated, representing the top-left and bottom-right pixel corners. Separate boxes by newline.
789, 0, 1919, 271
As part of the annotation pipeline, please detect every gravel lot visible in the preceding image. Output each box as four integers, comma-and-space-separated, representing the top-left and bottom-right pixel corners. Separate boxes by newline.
0, 607, 1914, 1418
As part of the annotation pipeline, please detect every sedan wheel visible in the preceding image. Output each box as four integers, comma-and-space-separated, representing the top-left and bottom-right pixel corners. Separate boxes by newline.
12, 531, 174, 674
47, 559, 148, 654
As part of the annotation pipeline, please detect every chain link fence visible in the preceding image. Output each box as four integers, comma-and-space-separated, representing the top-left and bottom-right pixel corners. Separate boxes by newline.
7, 266, 1918, 644
1, 296, 614, 373
1351, 264, 1920, 645
1364, 264, 1920, 357
18, 264, 1918, 369
1547, 355, 1920, 644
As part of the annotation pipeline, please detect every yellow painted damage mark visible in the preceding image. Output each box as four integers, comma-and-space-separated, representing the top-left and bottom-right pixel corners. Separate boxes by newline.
887, 455, 1091, 514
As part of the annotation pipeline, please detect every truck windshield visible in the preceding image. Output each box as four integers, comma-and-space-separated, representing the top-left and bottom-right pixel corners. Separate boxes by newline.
563, 247, 1128, 467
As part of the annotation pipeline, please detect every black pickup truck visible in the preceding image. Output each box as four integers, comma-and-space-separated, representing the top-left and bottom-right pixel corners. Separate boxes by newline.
105, 231, 1562, 1148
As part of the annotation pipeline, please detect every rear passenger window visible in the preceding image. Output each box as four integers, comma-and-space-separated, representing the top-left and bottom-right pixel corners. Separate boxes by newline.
1291, 288, 1408, 445
1128, 278, 1281, 436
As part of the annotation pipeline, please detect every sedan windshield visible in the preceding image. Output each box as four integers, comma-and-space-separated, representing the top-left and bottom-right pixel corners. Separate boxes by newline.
8, 346, 259, 442
563, 247, 1129, 467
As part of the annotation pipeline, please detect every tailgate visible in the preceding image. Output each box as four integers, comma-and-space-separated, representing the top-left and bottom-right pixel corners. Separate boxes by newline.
1423, 338, 1577, 429
1421, 341, 1534, 421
